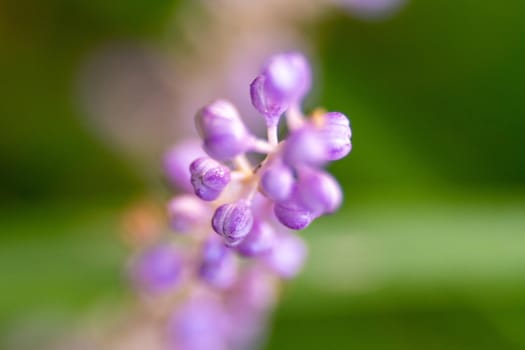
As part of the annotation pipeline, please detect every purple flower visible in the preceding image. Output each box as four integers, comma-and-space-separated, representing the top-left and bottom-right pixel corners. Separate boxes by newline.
167, 195, 210, 233
295, 168, 343, 215
224, 266, 277, 349
168, 297, 229, 350
212, 200, 254, 246
195, 99, 252, 161
250, 52, 311, 126
319, 112, 352, 160
260, 161, 294, 201
190, 157, 231, 201
163, 139, 206, 193
338, 0, 406, 20
263, 233, 307, 279
237, 220, 276, 257
150, 51, 352, 350
228, 265, 277, 312
282, 127, 328, 167
130, 244, 183, 294
199, 237, 238, 289
273, 195, 315, 230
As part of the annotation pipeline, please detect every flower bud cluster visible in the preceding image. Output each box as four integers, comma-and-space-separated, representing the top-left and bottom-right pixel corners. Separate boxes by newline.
129, 52, 352, 350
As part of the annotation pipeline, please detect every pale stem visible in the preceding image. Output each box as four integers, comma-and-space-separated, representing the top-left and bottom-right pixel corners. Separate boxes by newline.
231, 171, 249, 181
233, 154, 252, 174
286, 104, 306, 130
267, 124, 279, 146
245, 180, 260, 202
252, 138, 275, 154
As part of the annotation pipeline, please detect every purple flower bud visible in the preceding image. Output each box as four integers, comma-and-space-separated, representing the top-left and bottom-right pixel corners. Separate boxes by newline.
273, 196, 315, 230
250, 75, 286, 127
212, 200, 254, 246
190, 157, 231, 201
199, 237, 238, 289
168, 297, 229, 350
130, 245, 183, 294
237, 220, 275, 257
263, 233, 307, 279
260, 162, 294, 201
319, 112, 352, 160
250, 52, 311, 126
195, 99, 252, 161
163, 139, 206, 193
168, 195, 210, 233
295, 169, 343, 215
282, 127, 328, 167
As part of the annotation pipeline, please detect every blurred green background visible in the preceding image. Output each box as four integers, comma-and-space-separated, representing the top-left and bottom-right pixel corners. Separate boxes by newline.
1, 0, 525, 349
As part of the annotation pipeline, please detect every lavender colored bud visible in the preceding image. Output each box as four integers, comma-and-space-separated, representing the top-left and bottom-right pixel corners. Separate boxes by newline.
273, 196, 315, 230
282, 127, 328, 167
167, 195, 210, 233
190, 157, 231, 201
163, 139, 206, 193
250, 52, 311, 126
263, 233, 307, 279
212, 200, 254, 245
199, 237, 238, 289
250, 75, 286, 127
296, 169, 343, 215
260, 162, 294, 201
319, 112, 352, 160
237, 220, 276, 257
131, 245, 183, 294
168, 297, 229, 350
261, 53, 311, 103
195, 99, 252, 161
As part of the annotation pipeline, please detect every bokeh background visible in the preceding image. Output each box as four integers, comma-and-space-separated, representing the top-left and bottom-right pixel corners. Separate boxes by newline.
2, 0, 525, 349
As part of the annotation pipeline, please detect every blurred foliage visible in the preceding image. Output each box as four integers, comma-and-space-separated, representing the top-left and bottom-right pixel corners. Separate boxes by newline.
316, 0, 525, 194
1, 0, 525, 349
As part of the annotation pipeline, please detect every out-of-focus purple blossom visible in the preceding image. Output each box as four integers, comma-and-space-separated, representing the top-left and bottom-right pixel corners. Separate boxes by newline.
261, 52, 311, 104
167, 195, 210, 233
337, 0, 406, 20
260, 161, 295, 201
164, 139, 206, 193
199, 237, 238, 289
225, 266, 277, 349
237, 220, 276, 257
263, 233, 307, 279
195, 99, 253, 161
250, 52, 311, 126
190, 157, 231, 201
168, 297, 229, 350
130, 244, 183, 294
319, 111, 352, 160
228, 265, 277, 312
212, 200, 254, 246
129, 51, 352, 350
273, 196, 315, 230
295, 168, 343, 215
282, 127, 328, 167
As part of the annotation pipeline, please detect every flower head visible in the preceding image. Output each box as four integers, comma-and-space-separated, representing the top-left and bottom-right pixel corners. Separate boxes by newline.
141, 51, 352, 350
